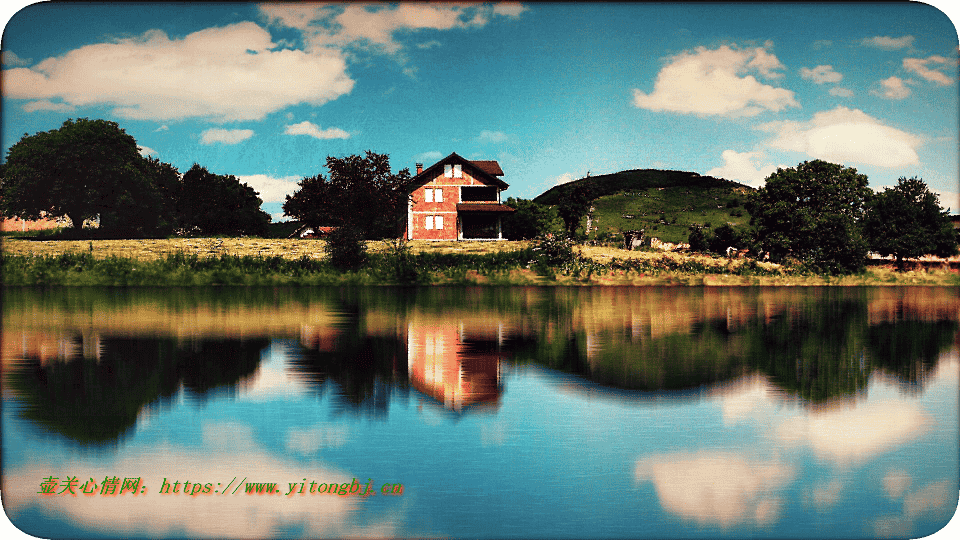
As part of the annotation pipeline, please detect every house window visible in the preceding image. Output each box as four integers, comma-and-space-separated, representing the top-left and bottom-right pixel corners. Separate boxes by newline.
425, 216, 434, 229
424, 215, 443, 230
434, 188, 443, 202
424, 188, 443, 203
425, 188, 433, 203
444, 164, 462, 178
435, 215, 443, 229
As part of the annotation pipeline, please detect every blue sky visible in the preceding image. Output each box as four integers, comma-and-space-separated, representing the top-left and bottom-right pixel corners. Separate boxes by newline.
2, 2, 958, 221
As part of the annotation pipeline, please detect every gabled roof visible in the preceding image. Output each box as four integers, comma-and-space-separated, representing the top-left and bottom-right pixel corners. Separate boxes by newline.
409, 152, 508, 190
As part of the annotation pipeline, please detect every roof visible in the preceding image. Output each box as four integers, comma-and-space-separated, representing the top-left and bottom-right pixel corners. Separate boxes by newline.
456, 203, 515, 213
469, 160, 504, 176
409, 152, 508, 190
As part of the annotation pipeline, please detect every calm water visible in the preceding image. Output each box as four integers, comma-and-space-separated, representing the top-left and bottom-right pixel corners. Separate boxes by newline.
2, 286, 957, 539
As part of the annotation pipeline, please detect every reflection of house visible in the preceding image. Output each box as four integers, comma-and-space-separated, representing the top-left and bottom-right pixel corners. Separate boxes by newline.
406, 320, 504, 412
403, 152, 514, 241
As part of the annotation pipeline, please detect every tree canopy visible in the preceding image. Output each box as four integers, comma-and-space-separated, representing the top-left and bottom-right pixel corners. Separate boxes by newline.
282, 151, 411, 239
178, 164, 271, 237
746, 160, 871, 274
556, 185, 593, 238
502, 197, 556, 240
1, 118, 157, 234
863, 177, 957, 265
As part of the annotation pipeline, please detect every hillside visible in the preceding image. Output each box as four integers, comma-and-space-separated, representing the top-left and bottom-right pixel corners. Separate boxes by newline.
533, 169, 755, 245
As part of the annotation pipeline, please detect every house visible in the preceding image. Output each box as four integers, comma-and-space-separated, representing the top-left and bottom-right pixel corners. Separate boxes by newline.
403, 152, 514, 241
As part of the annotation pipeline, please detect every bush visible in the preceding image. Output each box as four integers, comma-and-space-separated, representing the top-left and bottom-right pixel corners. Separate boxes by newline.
324, 225, 367, 270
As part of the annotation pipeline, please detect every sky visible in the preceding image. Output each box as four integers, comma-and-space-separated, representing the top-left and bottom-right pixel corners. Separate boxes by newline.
1, 2, 958, 222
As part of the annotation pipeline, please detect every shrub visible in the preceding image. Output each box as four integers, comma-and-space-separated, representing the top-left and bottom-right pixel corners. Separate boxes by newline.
324, 225, 367, 270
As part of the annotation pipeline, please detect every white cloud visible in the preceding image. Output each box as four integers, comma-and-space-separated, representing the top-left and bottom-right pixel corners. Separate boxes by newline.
21, 99, 75, 113
759, 106, 923, 168
829, 87, 854, 98
551, 172, 577, 186
236, 174, 302, 203
284, 121, 350, 140
903, 55, 955, 86
706, 150, 782, 188
1, 50, 30, 66
4, 22, 354, 122
137, 145, 158, 157
873, 76, 913, 99
635, 452, 794, 528
415, 151, 443, 163
493, 3, 528, 18
861, 35, 915, 50
260, 3, 525, 56
800, 65, 842, 84
776, 400, 930, 464
200, 128, 255, 145
477, 130, 510, 143
154, 124, 169, 132
631, 44, 798, 117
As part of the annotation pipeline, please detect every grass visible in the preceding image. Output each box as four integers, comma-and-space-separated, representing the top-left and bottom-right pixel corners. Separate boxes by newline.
2, 238, 958, 287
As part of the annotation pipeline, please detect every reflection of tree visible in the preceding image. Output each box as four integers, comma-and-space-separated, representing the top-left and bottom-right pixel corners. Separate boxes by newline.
7, 335, 268, 444
865, 320, 957, 393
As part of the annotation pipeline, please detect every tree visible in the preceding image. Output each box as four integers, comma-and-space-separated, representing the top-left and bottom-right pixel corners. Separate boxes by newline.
2, 118, 157, 233
502, 198, 556, 240
745, 160, 872, 273
556, 184, 593, 238
863, 177, 958, 267
179, 164, 271, 236
282, 151, 411, 239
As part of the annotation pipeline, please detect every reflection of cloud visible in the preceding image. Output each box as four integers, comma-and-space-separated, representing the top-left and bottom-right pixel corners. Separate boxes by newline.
634, 452, 794, 528
873, 515, 912, 538
286, 425, 349, 454
811, 478, 843, 509
883, 470, 912, 499
3, 421, 391, 538
904, 480, 954, 519
777, 401, 930, 464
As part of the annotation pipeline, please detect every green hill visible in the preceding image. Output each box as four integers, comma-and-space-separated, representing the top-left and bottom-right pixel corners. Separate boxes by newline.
532, 169, 755, 245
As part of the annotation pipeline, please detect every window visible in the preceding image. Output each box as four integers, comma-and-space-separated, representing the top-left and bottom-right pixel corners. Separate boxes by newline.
444, 165, 452, 178
453, 164, 462, 178
435, 215, 443, 229
424, 188, 433, 203
425, 216, 434, 230
434, 188, 443, 202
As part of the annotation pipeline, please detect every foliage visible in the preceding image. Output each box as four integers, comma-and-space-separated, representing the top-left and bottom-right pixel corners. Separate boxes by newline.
324, 224, 368, 270
179, 164, 271, 237
746, 160, 871, 274
502, 197, 557, 240
556, 185, 593, 238
1, 118, 162, 235
863, 177, 958, 266
283, 151, 411, 239
687, 225, 710, 252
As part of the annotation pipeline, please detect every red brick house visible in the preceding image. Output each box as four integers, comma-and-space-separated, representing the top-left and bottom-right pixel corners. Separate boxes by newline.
404, 152, 514, 241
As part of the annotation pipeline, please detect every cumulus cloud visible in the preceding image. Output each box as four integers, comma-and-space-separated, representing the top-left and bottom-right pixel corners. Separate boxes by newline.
551, 172, 577, 186
284, 121, 350, 140
236, 174, 302, 203
631, 44, 798, 117
415, 150, 443, 163
903, 55, 955, 86
758, 106, 923, 168
260, 3, 525, 56
154, 125, 169, 132
1, 50, 31, 67
477, 130, 510, 143
829, 87, 853, 98
861, 35, 915, 50
635, 452, 794, 528
4, 22, 354, 122
800, 65, 842, 84
706, 150, 782, 188
137, 146, 158, 157
200, 128, 255, 145
21, 99, 75, 113
873, 76, 913, 99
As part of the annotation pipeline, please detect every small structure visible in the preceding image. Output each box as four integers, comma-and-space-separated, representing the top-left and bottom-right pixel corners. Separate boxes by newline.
622, 230, 645, 250
403, 153, 514, 241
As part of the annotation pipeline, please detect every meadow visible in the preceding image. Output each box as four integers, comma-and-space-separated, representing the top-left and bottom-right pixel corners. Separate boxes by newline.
3, 237, 959, 287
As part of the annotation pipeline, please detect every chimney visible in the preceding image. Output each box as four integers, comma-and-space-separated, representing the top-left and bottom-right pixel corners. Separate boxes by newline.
416, 163, 423, 175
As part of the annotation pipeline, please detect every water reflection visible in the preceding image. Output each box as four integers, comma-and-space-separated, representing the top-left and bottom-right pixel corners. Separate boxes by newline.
2, 286, 957, 538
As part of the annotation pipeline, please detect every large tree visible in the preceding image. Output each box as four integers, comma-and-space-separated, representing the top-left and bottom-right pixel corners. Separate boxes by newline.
745, 160, 872, 273
502, 197, 556, 240
179, 164, 271, 236
556, 184, 593, 238
863, 177, 957, 267
282, 151, 412, 239
2, 118, 157, 233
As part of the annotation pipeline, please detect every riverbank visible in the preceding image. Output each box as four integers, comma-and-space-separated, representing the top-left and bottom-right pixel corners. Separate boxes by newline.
2, 238, 958, 286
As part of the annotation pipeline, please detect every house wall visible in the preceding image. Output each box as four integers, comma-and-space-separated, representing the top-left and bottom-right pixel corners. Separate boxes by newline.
407, 168, 501, 241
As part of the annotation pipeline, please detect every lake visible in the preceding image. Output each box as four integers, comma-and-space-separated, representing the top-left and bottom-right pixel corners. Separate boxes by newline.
2, 286, 957, 538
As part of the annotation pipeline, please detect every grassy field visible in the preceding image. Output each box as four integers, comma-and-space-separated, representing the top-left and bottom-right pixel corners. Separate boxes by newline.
3, 237, 959, 287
